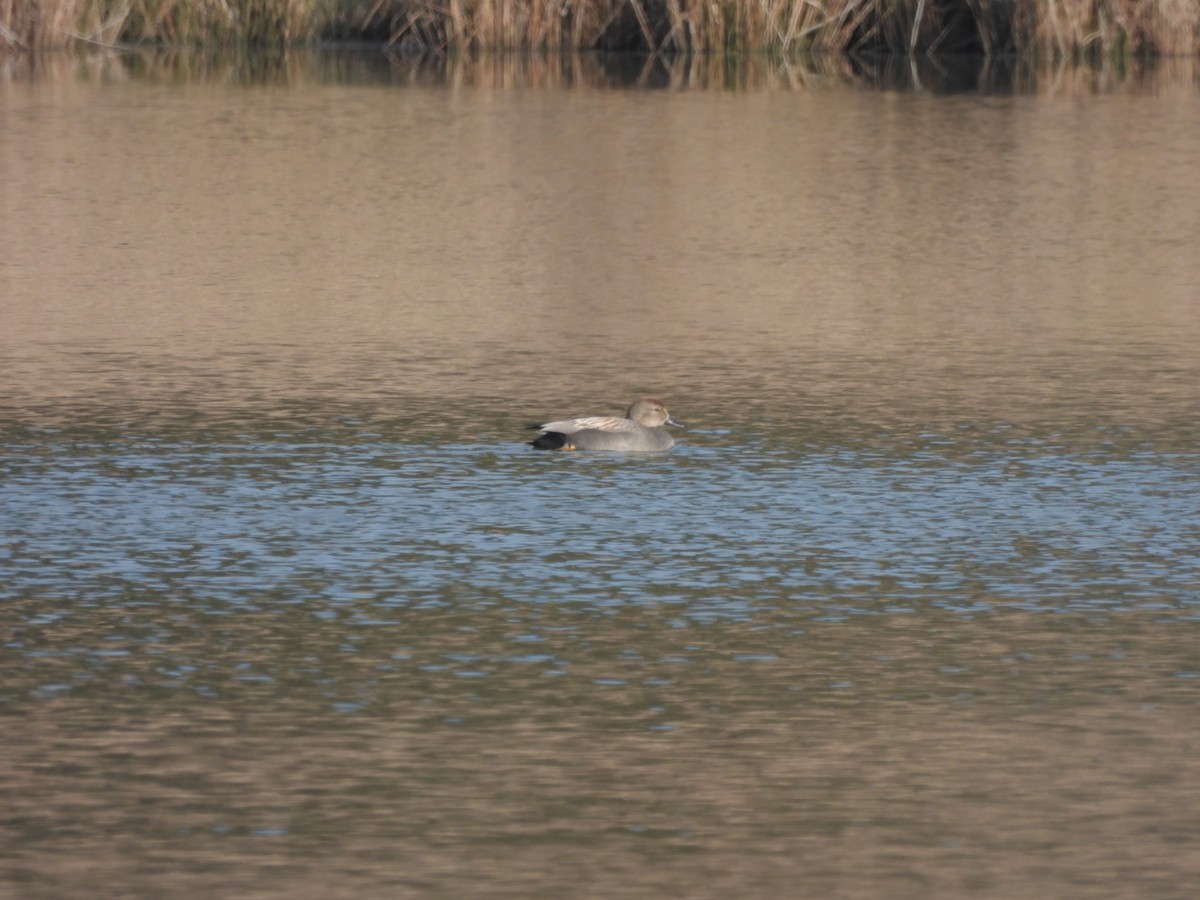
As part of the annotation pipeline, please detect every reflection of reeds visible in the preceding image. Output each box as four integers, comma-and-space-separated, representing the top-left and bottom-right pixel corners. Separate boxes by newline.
3, 0, 1199, 55
9, 41, 1197, 95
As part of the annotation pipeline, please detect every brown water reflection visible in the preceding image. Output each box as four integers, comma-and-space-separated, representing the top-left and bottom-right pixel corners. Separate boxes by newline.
5, 608, 1200, 898
3, 50, 1199, 446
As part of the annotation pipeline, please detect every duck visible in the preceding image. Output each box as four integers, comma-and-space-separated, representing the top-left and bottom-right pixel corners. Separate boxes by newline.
527, 397, 683, 451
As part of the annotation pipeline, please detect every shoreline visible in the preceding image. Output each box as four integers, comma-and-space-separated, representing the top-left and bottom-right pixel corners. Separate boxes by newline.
4, 45, 1197, 100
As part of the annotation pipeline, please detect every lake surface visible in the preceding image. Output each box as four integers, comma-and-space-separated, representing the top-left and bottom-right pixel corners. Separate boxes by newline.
2, 50, 1199, 898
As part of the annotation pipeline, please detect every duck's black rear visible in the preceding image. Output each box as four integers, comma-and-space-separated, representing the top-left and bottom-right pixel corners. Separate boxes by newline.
530, 432, 570, 450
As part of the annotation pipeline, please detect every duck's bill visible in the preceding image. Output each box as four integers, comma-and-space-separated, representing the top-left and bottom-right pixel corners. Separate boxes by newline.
666, 417, 684, 428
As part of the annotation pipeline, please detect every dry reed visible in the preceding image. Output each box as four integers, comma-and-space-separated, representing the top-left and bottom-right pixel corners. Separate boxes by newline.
3, 0, 1199, 55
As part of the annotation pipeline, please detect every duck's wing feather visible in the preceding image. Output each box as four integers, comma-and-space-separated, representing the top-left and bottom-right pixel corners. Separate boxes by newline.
537, 415, 633, 435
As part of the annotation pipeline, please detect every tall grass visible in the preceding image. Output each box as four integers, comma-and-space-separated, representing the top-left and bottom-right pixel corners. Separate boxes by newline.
0, 0, 313, 49
3, 0, 1199, 55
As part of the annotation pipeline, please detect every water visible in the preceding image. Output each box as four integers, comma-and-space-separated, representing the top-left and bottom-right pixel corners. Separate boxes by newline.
2, 50, 1200, 898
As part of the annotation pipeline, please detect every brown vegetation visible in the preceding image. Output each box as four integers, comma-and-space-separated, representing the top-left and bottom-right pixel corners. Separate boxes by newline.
2, 0, 1198, 55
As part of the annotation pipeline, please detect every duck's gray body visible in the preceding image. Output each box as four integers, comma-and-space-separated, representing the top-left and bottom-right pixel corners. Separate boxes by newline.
528, 398, 682, 451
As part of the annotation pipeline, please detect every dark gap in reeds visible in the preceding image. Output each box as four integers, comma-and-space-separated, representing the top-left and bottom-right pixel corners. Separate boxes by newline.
3, 0, 1200, 57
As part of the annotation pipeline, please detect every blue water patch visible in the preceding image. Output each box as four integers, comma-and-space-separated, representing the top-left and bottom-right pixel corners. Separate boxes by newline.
2, 438, 1198, 624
